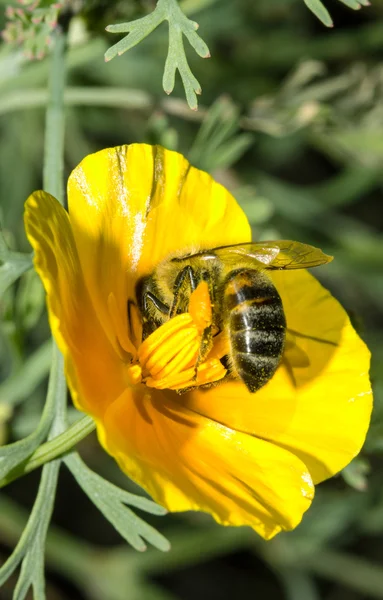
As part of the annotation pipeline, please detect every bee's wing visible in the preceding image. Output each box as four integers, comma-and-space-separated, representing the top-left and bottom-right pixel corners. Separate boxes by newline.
210, 241, 333, 270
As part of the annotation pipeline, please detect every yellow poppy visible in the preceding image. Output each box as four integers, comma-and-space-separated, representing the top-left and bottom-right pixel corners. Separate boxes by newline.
24, 144, 372, 540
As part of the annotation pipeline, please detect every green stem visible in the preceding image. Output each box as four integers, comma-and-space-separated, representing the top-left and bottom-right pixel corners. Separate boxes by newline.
0, 416, 95, 489
0, 86, 152, 115
43, 31, 66, 202
0, 31, 77, 593
40, 27, 67, 444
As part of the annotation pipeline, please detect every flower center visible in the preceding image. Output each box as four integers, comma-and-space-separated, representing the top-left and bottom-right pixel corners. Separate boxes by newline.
125, 281, 229, 392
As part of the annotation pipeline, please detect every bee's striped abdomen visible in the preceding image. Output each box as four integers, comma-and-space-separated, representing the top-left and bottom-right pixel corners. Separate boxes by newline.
224, 269, 286, 392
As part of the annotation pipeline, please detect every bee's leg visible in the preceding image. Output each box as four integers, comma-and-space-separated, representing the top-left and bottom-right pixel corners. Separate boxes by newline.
197, 325, 213, 364
172, 267, 215, 372
142, 291, 169, 316
140, 291, 170, 340
169, 265, 198, 318
198, 271, 217, 363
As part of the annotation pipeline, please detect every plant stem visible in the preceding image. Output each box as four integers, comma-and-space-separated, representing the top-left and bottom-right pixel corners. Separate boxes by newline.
43, 31, 66, 202
41, 26, 67, 450
0, 416, 96, 489
0, 87, 152, 115
0, 34, 69, 591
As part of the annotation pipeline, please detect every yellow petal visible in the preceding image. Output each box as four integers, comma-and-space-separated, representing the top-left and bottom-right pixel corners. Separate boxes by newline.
183, 270, 372, 483
67, 144, 250, 347
24, 191, 126, 418
97, 388, 314, 539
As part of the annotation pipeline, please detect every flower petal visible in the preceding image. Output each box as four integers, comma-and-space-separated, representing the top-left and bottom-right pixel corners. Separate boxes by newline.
98, 388, 314, 539
67, 144, 250, 349
24, 191, 126, 418
183, 270, 372, 483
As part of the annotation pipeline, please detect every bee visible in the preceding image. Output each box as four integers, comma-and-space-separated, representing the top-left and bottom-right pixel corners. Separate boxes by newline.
135, 241, 333, 393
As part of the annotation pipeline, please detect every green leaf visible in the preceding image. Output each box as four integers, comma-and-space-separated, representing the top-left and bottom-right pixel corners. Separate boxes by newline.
188, 97, 254, 170
0, 342, 58, 483
0, 339, 52, 407
319, 129, 383, 168
338, 0, 367, 7
64, 453, 170, 552
104, 10, 165, 62
0, 459, 60, 593
0, 228, 32, 299
342, 457, 370, 491
0, 345, 65, 595
0, 414, 95, 487
303, 0, 371, 25
304, 0, 333, 27
15, 269, 45, 330
105, 0, 210, 109
12, 460, 60, 600
164, 24, 202, 110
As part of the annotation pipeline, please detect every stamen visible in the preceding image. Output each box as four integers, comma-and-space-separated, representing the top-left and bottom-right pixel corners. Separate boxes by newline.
152, 336, 200, 379
146, 358, 226, 391
138, 313, 194, 365
144, 326, 198, 375
146, 368, 196, 390
127, 281, 227, 392
125, 364, 143, 385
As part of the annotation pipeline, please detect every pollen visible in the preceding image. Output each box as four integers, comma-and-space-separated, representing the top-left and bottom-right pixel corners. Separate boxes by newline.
188, 280, 212, 333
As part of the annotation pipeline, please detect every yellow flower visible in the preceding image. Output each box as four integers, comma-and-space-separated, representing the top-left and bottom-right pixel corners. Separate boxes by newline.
24, 144, 372, 540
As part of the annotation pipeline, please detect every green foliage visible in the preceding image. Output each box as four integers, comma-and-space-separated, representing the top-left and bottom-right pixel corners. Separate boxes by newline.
0, 459, 60, 597
342, 457, 370, 491
0, 229, 32, 300
0, 342, 57, 482
303, 0, 371, 27
0, 344, 64, 599
105, 0, 210, 109
65, 454, 170, 552
188, 96, 254, 170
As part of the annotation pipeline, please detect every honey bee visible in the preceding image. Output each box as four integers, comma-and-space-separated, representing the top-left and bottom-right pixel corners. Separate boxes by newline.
135, 241, 333, 393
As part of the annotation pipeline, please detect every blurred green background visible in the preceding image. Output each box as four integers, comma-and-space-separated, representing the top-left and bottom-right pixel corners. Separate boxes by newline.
1, 0, 383, 598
